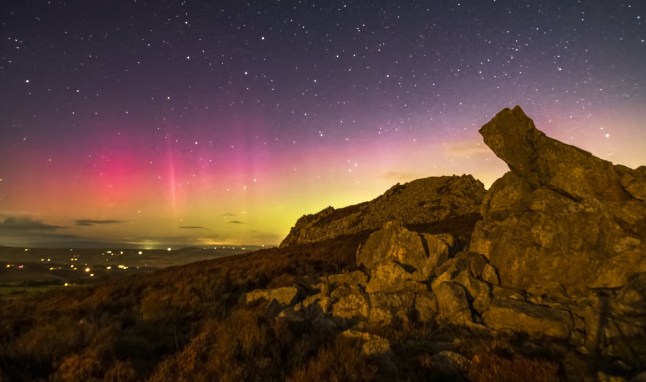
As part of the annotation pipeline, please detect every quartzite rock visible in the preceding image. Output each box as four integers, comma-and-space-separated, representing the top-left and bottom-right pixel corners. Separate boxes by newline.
479, 106, 645, 203
471, 106, 646, 296
270, 106, 644, 373
482, 298, 573, 339
280, 175, 485, 247
365, 262, 422, 293
325, 271, 368, 289
415, 291, 439, 323
434, 281, 473, 325
357, 220, 431, 272
453, 270, 492, 314
342, 329, 392, 356
358, 221, 454, 292
598, 273, 646, 368
368, 291, 416, 325
612, 273, 646, 327
431, 252, 488, 291
332, 292, 370, 322
481, 264, 500, 286
245, 287, 300, 306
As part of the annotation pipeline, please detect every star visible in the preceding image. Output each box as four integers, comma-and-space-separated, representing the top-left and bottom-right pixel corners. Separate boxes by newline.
0, 0, 643, 247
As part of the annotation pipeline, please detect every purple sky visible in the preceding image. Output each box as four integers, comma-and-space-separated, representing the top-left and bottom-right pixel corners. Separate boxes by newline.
0, 0, 644, 247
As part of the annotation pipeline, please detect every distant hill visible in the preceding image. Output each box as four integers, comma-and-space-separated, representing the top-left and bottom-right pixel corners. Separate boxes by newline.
0, 246, 258, 299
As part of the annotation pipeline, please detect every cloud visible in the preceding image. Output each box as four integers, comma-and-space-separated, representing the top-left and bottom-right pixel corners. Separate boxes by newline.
0, 215, 101, 247
75, 219, 125, 227
444, 140, 492, 157
126, 234, 225, 248
180, 226, 206, 229
228, 220, 244, 224
0, 216, 65, 231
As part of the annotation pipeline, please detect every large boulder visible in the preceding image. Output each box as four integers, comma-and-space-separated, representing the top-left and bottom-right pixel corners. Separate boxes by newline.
471, 106, 646, 296
281, 175, 485, 247
357, 221, 454, 292
366, 262, 423, 293
482, 298, 573, 340
357, 221, 453, 272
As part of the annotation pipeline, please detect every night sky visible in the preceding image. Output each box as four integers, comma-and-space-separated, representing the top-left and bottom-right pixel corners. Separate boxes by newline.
1, 1, 645, 248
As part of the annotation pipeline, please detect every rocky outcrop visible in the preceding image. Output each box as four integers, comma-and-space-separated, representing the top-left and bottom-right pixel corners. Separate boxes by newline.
467, 106, 646, 374
280, 175, 485, 247
243, 106, 646, 380
273, 221, 500, 328
470, 106, 646, 296
357, 220, 453, 292
245, 286, 301, 306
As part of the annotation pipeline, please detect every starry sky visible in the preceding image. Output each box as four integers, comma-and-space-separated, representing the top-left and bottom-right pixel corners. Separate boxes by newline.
0, 0, 645, 248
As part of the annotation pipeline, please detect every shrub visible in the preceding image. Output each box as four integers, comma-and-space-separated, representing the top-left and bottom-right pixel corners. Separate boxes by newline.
54, 348, 103, 382
287, 336, 378, 382
467, 351, 559, 382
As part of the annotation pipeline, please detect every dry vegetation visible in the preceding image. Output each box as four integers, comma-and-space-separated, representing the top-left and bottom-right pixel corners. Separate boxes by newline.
0, 231, 566, 381
0, 235, 371, 381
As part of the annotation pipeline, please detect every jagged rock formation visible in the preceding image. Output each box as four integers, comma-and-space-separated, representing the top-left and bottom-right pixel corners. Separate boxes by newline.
245, 106, 646, 380
280, 175, 485, 247
468, 106, 646, 372
471, 106, 646, 296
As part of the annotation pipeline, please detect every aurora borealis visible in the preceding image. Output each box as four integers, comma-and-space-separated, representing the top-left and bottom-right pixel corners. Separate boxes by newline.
1, 1, 645, 248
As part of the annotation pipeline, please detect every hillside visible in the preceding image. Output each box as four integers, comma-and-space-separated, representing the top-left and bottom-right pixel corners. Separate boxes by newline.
0, 106, 644, 382
280, 174, 485, 248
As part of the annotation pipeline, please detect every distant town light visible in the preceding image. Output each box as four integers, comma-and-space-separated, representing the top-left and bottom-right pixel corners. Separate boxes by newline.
167, 247, 172, 251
